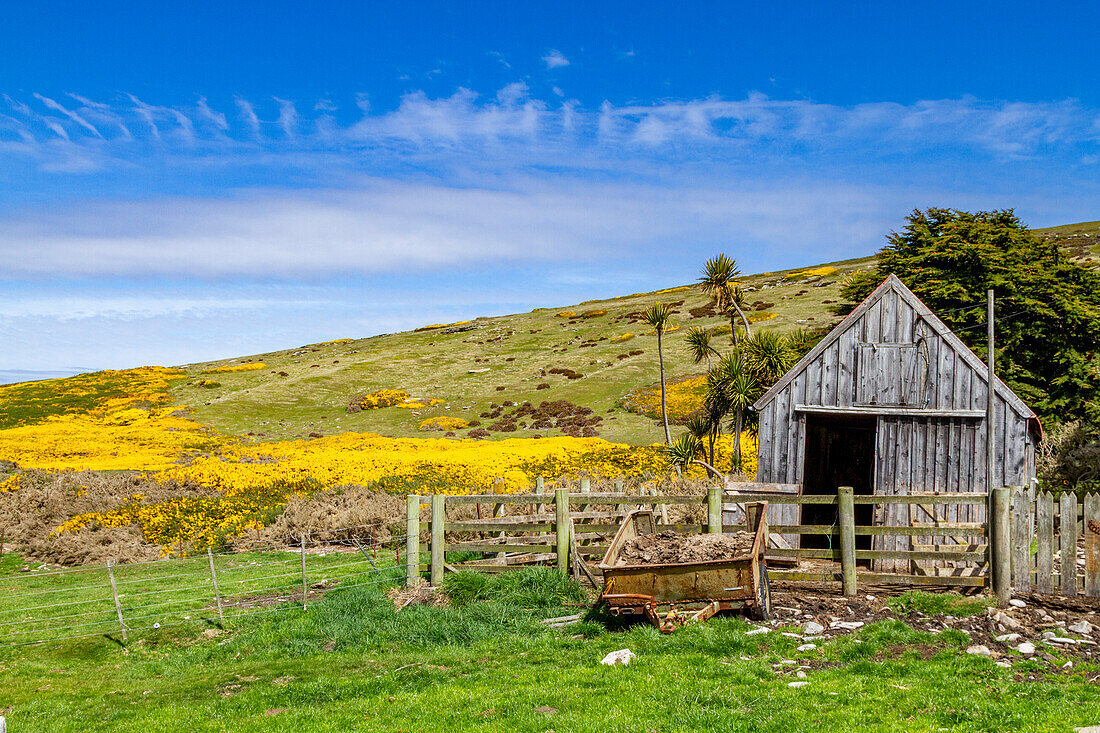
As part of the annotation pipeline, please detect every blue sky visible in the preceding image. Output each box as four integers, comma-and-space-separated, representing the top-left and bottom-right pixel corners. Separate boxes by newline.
2, 1, 1099, 378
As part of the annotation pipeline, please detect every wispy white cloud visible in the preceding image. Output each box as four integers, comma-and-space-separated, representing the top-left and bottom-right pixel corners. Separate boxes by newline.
274, 97, 297, 138
542, 50, 570, 69
33, 94, 103, 138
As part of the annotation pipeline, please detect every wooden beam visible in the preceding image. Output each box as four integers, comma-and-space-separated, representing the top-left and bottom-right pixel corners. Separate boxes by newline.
794, 404, 986, 419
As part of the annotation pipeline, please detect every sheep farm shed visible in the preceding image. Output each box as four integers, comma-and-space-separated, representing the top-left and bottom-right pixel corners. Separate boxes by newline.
749, 274, 1041, 573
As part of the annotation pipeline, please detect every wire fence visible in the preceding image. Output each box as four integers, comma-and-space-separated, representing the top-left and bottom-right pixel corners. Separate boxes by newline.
0, 528, 410, 648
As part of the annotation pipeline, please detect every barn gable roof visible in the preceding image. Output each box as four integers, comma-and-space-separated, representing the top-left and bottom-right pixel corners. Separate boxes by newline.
753, 274, 1038, 424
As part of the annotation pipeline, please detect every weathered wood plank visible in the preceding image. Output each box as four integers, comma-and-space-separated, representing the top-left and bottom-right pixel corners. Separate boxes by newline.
769, 569, 986, 588
1085, 493, 1100, 597
1012, 488, 1032, 593
765, 547, 988, 562
768, 524, 986, 537
1061, 492, 1079, 596
721, 493, 987, 505
1037, 492, 1054, 594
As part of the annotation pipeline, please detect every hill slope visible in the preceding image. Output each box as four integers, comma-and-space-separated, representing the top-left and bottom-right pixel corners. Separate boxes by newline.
169, 220, 1098, 446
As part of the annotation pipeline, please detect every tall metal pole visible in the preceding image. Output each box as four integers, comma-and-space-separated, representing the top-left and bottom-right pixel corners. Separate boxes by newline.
986, 289, 995, 495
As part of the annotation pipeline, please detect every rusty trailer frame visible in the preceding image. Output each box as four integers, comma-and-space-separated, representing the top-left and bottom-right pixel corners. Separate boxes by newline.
598, 502, 771, 633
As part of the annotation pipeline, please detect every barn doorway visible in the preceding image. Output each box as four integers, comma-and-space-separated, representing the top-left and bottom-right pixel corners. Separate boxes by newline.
800, 413, 876, 552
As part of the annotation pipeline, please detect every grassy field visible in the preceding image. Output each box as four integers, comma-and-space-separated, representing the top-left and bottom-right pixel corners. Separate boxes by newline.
171, 260, 866, 446
2, 559, 1099, 732
167, 221, 1099, 447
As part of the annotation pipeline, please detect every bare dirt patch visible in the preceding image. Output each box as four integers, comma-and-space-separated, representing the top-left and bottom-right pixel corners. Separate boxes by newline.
617, 530, 755, 565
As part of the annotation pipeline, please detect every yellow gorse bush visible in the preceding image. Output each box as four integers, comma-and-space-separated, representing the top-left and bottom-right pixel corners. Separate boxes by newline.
353, 389, 410, 410
418, 416, 470, 431
202, 362, 265, 374
784, 266, 838, 280
624, 375, 707, 421
610, 333, 634, 343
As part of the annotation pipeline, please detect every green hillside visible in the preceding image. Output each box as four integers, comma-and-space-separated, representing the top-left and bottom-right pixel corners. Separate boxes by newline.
159, 221, 1096, 446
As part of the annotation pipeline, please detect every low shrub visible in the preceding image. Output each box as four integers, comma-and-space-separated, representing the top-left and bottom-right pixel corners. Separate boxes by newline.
610, 333, 634, 343
202, 362, 265, 374
580, 309, 607, 318
348, 389, 409, 412
418, 417, 471, 431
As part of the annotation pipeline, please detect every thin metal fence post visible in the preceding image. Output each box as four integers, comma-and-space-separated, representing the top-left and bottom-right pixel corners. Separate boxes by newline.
208, 547, 224, 624
300, 535, 308, 610
707, 486, 721, 534
430, 494, 445, 586
107, 560, 127, 642
555, 487, 570, 572
838, 486, 856, 597
406, 495, 421, 587
991, 486, 1012, 606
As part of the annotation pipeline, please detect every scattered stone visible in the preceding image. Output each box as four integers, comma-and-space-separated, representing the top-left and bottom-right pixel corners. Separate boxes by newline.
1070, 620, 1093, 635
788, 681, 809, 688
1063, 661, 1074, 670
995, 661, 1012, 668
795, 670, 807, 679
796, 643, 817, 652
1049, 637, 1079, 646
1009, 599, 1027, 608
831, 621, 864, 630
782, 632, 803, 640
778, 659, 797, 665
992, 611, 1021, 630
745, 627, 770, 636
1042, 631, 1057, 640
802, 621, 825, 635
1017, 642, 1036, 655
600, 649, 635, 666
966, 645, 992, 657
865, 595, 876, 601
995, 633, 1021, 643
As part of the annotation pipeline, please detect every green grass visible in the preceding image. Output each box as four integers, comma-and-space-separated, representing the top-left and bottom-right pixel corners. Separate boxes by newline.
2, 563, 1099, 732
887, 590, 992, 618
0, 547, 402, 646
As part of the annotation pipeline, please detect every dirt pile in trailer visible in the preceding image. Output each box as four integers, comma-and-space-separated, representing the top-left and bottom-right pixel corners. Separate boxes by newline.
617, 530, 755, 565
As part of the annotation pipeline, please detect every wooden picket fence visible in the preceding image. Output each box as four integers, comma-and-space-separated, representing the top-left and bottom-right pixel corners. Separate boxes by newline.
1012, 490, 1100, 597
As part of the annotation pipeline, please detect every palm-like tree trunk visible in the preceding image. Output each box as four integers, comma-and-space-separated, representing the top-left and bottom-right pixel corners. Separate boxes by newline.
732, 409, 743, 472
657, 329, 671, 445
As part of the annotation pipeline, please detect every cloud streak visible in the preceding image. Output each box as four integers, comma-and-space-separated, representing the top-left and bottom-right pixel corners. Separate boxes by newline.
2, 88, 1097, 174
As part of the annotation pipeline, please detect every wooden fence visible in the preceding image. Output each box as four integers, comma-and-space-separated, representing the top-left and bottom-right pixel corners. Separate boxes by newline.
405, 482, 724, 587
399, 480, 1100, 604
1012, 490, 1100, 597
722, 488, 993, 590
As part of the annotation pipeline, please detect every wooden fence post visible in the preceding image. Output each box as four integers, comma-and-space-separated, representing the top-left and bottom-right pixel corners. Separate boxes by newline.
1012, 488, 1032, 593
555, 487, 570, 572
107, 560, 127, 642
1037, 492, 1054, 594
1086, 492, 1100, 597
207, 548, 224, 624
990, 486, 1012, 606
707, 486, 721, 534
430, 494, 445, 586
1061, 492, 1079, 596
406, 494, 420, 587
838, 486, 856, 597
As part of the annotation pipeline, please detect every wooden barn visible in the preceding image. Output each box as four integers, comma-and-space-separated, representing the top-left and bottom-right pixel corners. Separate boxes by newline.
748, 274, 1041, 570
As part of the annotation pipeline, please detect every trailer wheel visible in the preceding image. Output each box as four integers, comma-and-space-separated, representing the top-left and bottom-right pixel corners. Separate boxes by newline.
751, 561, 772, 620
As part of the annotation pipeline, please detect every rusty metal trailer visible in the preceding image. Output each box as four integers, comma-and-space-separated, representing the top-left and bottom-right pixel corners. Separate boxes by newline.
598, 502, 771, 633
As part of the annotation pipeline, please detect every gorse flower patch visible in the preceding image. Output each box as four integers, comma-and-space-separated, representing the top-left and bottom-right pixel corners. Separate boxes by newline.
348, 389, 409, 411
418, 416, 470, 431
624, 375, 708, 423
202, 362, 265, 374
